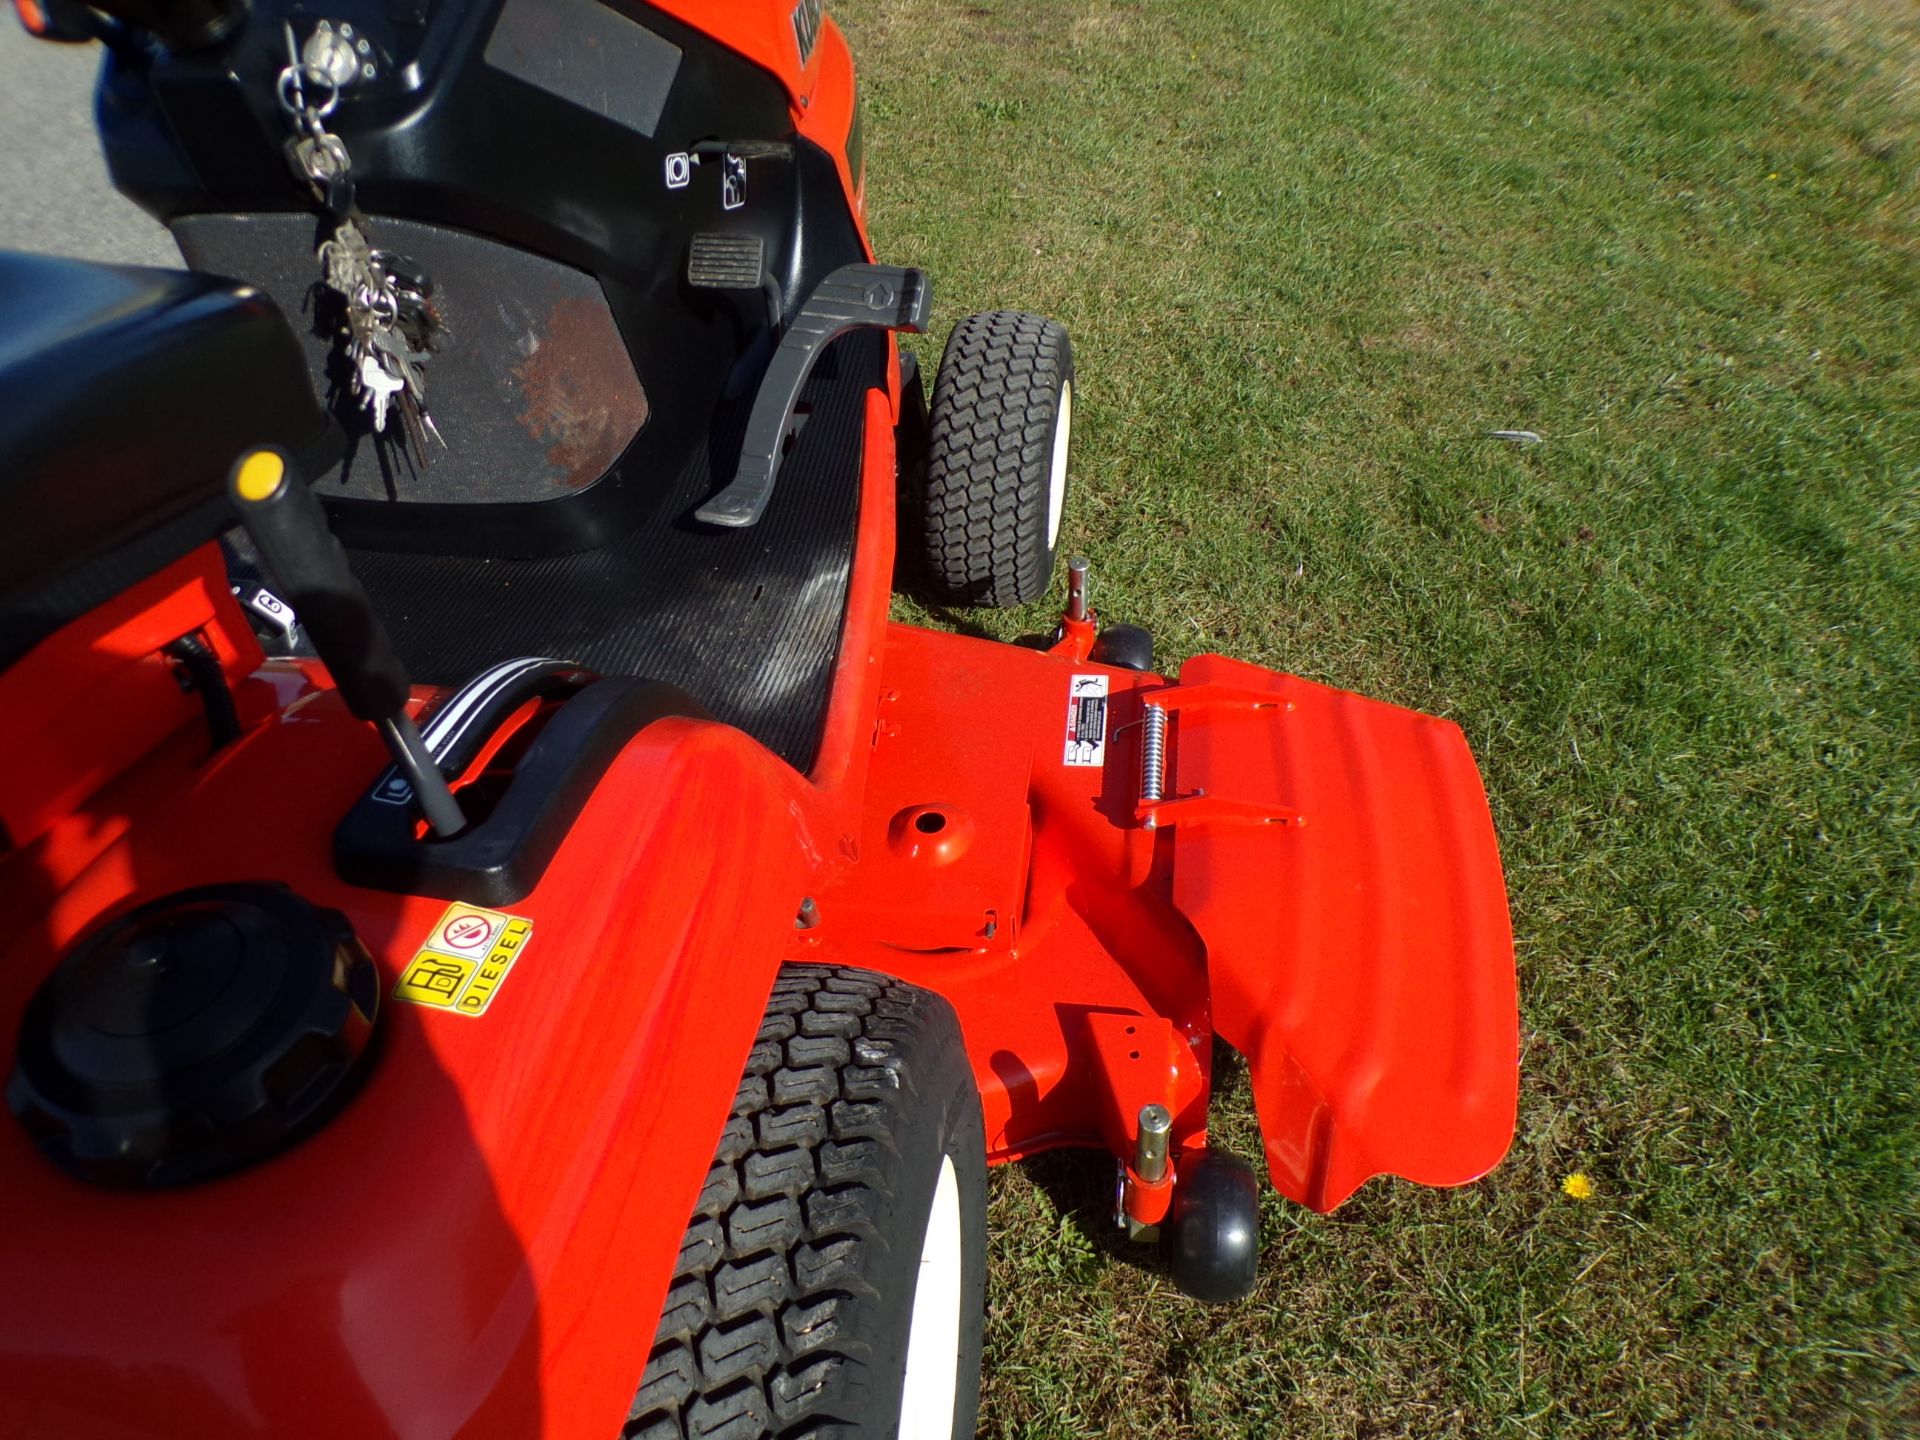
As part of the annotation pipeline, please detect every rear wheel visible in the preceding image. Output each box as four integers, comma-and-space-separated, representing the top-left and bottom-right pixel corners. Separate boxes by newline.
912, 310, 1074, 607
624, 965, 986, 1440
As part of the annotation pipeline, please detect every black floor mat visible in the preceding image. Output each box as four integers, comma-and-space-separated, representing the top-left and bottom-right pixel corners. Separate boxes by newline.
343, 333, 876, 773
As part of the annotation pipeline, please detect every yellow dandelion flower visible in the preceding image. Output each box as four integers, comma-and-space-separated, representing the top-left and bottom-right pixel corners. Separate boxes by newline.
1561, 1171, 1596, 1201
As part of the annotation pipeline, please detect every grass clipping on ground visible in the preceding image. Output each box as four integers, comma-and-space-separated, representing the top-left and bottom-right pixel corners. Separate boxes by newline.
842, 0, 1919, 1434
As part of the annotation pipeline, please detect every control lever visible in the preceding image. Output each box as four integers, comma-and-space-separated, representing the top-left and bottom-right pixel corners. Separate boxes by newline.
228, 447, 466, 838
696, 264, 931, 528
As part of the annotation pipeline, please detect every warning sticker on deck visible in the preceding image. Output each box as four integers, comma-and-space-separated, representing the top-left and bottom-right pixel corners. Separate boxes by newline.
394, 904, 534, 1017
1063, 673, 1110, 767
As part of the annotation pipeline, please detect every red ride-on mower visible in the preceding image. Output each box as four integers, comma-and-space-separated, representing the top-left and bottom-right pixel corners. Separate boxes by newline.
0, 1, 1518, 1435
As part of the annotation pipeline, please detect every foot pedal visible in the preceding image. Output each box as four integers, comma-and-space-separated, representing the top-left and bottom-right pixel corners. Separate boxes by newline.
695, 263, 932, 529
688, 233, 765, 291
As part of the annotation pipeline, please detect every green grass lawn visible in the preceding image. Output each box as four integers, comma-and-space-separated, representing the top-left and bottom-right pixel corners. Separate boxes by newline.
839, 0, 1919, 1433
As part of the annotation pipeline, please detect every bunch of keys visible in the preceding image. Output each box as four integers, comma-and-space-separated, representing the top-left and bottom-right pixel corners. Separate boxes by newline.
277, 21, 448, 466
318, 223, 446, 464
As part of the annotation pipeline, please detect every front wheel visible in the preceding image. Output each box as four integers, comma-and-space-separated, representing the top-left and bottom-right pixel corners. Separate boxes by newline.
911, 310, 1074, 608
624, 965, 987, 1440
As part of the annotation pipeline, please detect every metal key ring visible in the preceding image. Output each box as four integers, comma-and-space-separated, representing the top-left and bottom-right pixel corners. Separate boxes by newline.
359, 285, 399, 325
301, 65, 341, 118
276, 64, 340, 121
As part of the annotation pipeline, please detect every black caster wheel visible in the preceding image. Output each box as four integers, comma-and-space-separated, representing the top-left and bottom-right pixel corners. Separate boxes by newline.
1164, 1149, 1261, 1304
1089, 622, 1154, 672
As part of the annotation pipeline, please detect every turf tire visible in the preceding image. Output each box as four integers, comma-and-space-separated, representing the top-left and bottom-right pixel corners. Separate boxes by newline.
915, 311, 1074, 607
623, 965, 986, 1440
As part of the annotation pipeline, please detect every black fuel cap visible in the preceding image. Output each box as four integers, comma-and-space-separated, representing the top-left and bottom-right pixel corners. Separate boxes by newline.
8, 884, 380, 1187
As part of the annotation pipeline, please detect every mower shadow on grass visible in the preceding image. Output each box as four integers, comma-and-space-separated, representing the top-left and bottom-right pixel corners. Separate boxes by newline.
1010, 1148, 1157, 1277
918, 605, 1002, 643
884, 563, 1007, 642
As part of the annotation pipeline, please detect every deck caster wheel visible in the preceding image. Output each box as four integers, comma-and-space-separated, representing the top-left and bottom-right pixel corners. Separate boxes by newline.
1088, 622, 1154, 672
625, 966, 986, 1440
1165, 1150, 1261, 1304
912, 310, 1074, 607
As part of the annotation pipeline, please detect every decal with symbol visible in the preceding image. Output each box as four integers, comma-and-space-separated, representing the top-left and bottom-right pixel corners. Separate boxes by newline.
372, 770, 413, 805
1063, 673, 1110, 767
394, 903, 535, 1017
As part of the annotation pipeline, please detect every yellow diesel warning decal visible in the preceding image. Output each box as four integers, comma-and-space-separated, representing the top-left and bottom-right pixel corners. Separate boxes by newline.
394, 904, 534, 1017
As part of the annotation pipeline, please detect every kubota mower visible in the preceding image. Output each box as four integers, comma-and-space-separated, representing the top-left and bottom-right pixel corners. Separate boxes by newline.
0, 1, 1518, 1435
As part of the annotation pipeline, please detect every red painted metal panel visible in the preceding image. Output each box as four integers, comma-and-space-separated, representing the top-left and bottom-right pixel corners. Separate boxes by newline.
1166, 654, 1518, 1212
0, 696, 817, 1437
0, 545, 263, 850
802, 624, 1214, 1164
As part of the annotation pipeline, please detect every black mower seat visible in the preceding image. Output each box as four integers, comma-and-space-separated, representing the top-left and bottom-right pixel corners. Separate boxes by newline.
0, 251, 330, 667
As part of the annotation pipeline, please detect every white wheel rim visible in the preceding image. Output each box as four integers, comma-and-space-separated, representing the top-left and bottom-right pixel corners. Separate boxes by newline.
1046, 379, 1072, 550
898, 1154, 964, 1440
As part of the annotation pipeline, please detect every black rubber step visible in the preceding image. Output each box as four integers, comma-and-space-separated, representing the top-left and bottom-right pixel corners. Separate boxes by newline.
687, 233, 766, 290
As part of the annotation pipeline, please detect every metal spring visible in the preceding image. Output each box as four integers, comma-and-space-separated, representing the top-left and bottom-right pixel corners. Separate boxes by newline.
1140, 702, 1168, 806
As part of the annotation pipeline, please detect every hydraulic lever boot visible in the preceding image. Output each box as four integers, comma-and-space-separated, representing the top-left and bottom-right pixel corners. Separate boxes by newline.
227, 446, 466, 837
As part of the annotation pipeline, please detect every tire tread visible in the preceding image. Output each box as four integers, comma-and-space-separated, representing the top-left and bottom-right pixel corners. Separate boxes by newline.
621, 968, 955, 1439
915, 311, 1073, 607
